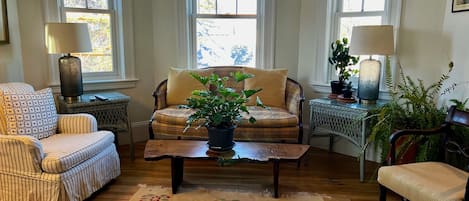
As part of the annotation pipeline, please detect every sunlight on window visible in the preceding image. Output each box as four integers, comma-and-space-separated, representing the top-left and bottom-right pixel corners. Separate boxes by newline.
196, 19, 256, 67
195, 0, 257, 68
66, 12, 113, 73
364, 0, 385, 12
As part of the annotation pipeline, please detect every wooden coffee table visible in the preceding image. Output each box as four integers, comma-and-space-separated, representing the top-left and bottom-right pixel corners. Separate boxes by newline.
144, 140, 310, 198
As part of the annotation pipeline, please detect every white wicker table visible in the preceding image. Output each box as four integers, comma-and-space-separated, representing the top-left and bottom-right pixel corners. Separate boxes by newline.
308, 98, 387, 182
58, 92, 134, 160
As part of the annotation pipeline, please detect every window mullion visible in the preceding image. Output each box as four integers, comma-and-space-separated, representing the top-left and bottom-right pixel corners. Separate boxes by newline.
337, 11, 385, 18
361, 0, 364, 12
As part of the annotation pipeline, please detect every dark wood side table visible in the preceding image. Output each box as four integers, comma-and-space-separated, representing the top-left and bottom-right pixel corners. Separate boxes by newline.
144, 140, 310, 198
58, 92, 134, 160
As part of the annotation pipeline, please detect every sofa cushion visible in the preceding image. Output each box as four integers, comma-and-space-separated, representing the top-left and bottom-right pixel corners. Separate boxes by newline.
166, 68, 212, 106
243, 68, 288, 108
0, 88, 58, 139
153, 106, 297, 128
378, 162, 469, 201
240, 106, 298, 127
40, 131, 114, 173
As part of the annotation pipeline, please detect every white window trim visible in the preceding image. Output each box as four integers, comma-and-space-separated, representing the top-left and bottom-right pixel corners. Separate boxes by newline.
311, 0, 401, 98
43, 0, 137, 92
176, 0, 275, 69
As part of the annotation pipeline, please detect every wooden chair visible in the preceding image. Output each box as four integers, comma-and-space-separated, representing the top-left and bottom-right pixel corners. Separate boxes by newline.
378, 105, 469, 201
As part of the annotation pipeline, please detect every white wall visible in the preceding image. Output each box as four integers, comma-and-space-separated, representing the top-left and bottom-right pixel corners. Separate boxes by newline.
440, 0, 469, 104
0, 0, 23, 82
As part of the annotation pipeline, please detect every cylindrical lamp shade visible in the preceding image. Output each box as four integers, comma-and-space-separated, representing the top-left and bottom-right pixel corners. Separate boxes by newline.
358, 59, 381, 101
349, 25, 394, 55
45, 23, 92, 53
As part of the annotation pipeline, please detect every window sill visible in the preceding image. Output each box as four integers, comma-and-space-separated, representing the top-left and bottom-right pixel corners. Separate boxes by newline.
49, 78, 139, 93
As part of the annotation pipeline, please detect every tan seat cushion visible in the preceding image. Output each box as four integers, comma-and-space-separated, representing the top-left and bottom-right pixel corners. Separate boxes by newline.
166, 68, 212, 106
152, 106, 297, 128
40, 131, 115, 173
378, 162, 469, 201
243, 68, 288, 108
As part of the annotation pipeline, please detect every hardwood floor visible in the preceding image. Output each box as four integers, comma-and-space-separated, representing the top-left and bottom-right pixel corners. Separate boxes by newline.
88, 142, 400, 201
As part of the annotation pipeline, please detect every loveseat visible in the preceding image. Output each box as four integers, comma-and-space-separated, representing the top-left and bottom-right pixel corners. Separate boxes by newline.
149, 66, 304, 143
0, 82, 120, 201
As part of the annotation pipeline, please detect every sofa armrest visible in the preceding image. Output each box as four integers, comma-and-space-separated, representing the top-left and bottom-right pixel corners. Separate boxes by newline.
0, 135, 44, 174
285, 79, 304, 116
153, 79, 168, 110
57, 114, 98, 134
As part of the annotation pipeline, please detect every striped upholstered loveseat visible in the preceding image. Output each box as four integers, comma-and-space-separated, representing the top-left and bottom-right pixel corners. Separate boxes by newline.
149, 66, 304, 144
0, 83, 120, 201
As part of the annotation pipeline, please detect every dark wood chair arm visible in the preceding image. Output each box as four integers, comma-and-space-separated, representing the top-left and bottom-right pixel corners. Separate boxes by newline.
389, 124, 450, 165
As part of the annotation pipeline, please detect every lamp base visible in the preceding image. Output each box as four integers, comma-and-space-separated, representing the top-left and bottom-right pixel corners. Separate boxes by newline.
360, 99, 377, 105
59, 54, 83, 98
63, 96, 81, 104
358, 59, 381, 101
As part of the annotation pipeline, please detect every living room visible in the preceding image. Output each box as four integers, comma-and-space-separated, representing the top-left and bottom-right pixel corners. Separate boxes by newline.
0, 0, 468, 200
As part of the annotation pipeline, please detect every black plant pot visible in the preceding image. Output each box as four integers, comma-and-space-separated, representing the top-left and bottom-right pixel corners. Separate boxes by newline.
342, 89, 353, 98
206, 126, 236, 151
330, 81, 345, 95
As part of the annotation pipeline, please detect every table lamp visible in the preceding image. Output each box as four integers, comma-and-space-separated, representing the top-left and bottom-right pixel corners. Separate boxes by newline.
349, 25, 394, 104
45, 23, 92, 103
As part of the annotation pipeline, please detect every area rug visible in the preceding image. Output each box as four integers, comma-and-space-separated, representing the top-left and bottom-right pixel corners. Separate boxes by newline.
130, 184, 350, 201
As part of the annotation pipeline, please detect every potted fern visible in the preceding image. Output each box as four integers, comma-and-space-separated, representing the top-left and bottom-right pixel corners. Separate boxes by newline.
367, 60, 453, 164
179, 72, 266, 151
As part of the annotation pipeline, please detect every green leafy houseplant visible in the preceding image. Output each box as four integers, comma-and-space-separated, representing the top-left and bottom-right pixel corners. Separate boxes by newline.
179, 71, 266, 130
328, 38, 360, 85
367, 60, 454, 163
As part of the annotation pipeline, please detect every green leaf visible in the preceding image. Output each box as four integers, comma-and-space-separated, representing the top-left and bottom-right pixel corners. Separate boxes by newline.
243, 89, 262, 98
248, 116, 256, 124
232, 71, 254, 82
189, 72, 208, 85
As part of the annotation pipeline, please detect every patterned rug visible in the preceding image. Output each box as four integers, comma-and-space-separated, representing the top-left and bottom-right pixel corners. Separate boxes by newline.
130, 185, 350, 201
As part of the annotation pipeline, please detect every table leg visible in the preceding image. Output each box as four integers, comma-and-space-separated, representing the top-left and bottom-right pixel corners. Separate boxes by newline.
171, 157, 184, 194
273, 160, 280, 198
329, 134, 334, 152
360, 153, 365, 182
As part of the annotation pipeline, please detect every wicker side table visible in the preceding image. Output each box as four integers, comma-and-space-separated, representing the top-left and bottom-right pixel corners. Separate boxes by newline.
308, 98, 387, 182
58, 92, 134, 160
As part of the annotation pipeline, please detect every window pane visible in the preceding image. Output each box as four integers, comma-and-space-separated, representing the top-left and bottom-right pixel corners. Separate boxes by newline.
87, 0, 109, 10
338, 16, 382, 73
339, 16, 381, 40
197, 0, 216, 14
238, 0, 256, 15
66, 12, 113, 73
217, 0, 236, 14
364, 0, 385, 11
64, 0, 86, 8
342, 0, 362, 12
196, 18, 256, 68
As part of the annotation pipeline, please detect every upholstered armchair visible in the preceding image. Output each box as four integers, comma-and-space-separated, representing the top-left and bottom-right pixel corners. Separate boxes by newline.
0, 83, 120, 201
378, 105, 469, 201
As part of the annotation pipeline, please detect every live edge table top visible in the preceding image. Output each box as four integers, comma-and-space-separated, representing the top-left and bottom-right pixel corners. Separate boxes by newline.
144, 140, 310, 162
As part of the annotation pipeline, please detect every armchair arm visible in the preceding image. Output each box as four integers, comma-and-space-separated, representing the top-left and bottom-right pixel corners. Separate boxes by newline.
0, 135, 44, 174
57, 114, 98, 134
153, 79, 168, 110
388, 124, 449, 165
285, 79, 304, 116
